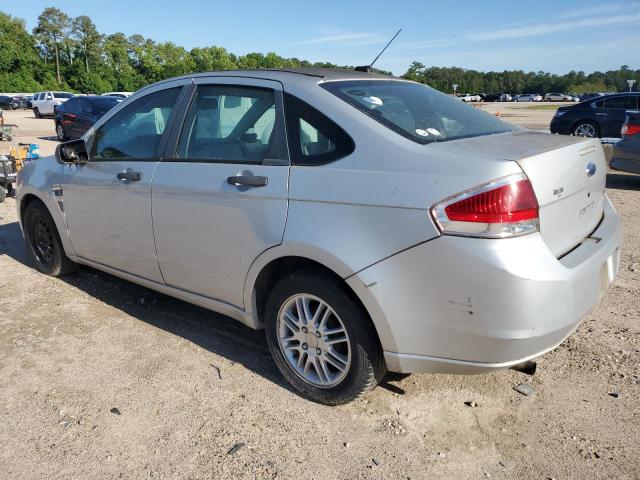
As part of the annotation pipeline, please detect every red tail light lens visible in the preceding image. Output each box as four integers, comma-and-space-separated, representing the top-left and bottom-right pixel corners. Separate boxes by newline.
432, 174, 540, 238
621, 123, 640, 137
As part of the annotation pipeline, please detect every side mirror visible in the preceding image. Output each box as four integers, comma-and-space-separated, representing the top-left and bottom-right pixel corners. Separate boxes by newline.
57, 139, 88, 164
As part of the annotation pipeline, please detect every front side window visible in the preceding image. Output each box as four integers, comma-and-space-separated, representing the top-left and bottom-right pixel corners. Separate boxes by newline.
176, 85, 278, 163
321, 80, 515, 144
284, 93, 354, 165
603, 96, 638, 110
91, 87, 180, 160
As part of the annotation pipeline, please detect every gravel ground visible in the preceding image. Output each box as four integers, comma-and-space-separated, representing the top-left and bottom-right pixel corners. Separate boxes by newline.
0, 108, 639, 480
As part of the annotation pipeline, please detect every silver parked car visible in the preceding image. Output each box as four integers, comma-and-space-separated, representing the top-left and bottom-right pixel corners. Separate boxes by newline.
16, 69, 622, 404
515, 93, 543, 102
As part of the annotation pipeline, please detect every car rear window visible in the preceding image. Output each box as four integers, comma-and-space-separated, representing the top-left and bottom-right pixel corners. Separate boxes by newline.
90, 97, 122, 114
53, 92, 74, 99
321, 80, 514, 144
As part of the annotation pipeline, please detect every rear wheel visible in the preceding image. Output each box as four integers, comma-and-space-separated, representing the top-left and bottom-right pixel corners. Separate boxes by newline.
265, 271, 385, 405
573, 121, 599, 138
23, 200, 78, 276
56, 123, 67, 141
0, 187, 5, 203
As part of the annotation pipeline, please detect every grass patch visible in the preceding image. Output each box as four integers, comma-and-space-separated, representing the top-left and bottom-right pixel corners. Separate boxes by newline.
522, 105, 560, 110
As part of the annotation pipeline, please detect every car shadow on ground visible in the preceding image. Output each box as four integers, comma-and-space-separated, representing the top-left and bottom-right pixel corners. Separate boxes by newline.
0, 218, 404, 398
606, 172, 640, 191
37, 135, 59, 142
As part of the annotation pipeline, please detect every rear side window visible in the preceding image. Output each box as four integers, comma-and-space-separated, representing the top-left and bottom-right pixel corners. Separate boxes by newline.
91, 87, 180, 160
176, 85, 280, 164
77, 98, 93, 115
603, 96, 638, 110
53, 92, 74, 99
284, 93, 354, 165
321, 80, 514, 144
62, 97, 78, 114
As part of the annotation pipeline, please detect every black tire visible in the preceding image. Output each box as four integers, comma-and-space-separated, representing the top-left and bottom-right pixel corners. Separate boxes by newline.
265, 271, 385, 405
56, 122, 67, 141
34, 108, 41, 119
572, 120, 600, 138
6, 183, 12, 196
23, 200, 78, 276
0, 187, 5, 203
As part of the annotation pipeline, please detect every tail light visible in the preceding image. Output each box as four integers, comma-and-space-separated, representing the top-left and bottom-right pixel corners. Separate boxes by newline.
431, 173, 539, 238
621, 122, 640, 137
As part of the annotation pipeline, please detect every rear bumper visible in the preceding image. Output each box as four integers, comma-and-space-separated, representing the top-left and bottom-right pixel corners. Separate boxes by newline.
350, 196, 622, 374
610, 157, 640, 174
550, 117, 572, 135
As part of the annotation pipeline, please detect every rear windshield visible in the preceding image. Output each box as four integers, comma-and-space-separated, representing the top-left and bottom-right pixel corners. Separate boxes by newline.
53, 92, 74, 99
90, 97, 122, 114
321, 80, 514, 144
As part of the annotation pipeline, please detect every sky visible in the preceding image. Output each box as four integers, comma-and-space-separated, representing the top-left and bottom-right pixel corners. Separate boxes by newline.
6, 0, 640, 75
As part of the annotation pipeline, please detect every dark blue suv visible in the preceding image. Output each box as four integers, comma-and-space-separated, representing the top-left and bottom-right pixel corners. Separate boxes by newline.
550, 93, 639, 138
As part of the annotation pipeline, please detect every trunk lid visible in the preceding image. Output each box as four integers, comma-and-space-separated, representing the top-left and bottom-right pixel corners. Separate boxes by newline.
432, 131, 606, 257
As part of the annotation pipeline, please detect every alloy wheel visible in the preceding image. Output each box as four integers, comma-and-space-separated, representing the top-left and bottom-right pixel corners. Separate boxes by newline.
276, 294, 351, 388
574, 123, 596, 137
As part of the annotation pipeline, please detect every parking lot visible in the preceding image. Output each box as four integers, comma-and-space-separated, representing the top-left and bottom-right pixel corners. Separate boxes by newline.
0, 107, 639, 479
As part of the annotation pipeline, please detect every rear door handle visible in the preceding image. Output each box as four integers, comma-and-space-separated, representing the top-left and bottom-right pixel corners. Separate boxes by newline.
117, 171, 142, 182
227, 174, 268, 187
596, 113, 608, 116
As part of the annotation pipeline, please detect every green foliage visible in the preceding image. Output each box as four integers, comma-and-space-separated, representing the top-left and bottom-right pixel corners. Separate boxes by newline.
402, 64, 640, 94
1, 7, 638, 95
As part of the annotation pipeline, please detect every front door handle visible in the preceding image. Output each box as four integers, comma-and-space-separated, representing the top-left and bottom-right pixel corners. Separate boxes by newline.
227, 174, 268, 187
117, 170, 142, 182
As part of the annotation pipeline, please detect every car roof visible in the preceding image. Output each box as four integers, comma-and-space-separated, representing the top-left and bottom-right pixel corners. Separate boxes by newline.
140, 68, 400, 92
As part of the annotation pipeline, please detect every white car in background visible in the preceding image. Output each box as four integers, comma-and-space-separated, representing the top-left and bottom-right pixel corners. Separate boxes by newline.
515, 94, 543, 102
457, 94, 475, 102
102, 92, 133, 98
32, 91, 74, 117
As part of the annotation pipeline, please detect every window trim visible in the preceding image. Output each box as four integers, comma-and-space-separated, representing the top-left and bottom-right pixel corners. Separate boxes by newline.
162, 81, 289, 166
87, 85, 188, 163
283, 92, 355, 166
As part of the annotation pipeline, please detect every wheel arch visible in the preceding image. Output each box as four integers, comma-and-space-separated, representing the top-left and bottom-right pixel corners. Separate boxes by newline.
245, 249, 390, 354
19, 189, 75, 258
571, 118, 600, 136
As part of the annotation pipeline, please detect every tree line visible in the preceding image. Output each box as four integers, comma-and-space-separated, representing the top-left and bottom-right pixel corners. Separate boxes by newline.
1, 7, 638, 95
403, 62, 640, 95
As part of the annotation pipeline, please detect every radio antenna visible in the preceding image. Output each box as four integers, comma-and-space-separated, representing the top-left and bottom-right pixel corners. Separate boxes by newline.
355, 28, 402, 72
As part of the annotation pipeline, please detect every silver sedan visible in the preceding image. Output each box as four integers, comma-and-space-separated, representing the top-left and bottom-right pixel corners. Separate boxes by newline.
16, 69, 622, 404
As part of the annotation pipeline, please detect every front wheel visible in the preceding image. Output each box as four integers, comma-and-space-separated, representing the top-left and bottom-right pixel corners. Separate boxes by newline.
23, 200, 78, 276
33, 108, 41, 118
0, 187, 5, 203
265, 271, 385, 405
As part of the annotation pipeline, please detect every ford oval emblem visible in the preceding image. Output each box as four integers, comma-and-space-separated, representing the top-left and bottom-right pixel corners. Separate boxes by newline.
585, 162, 596, 177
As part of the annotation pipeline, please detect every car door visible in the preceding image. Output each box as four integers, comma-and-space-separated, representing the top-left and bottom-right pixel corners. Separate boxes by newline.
41, 92, 55, 115
60, 82, 188, 282
601, 96, 639, 137
152, 78, 289, 308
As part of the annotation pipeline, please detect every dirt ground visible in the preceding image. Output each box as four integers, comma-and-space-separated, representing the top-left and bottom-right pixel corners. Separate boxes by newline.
0, 107, 639, 480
